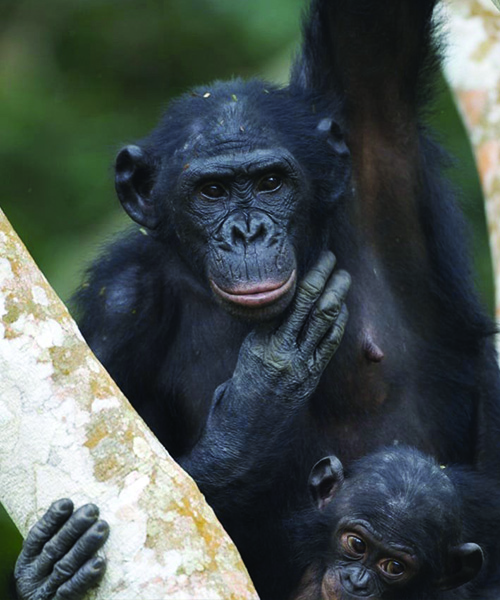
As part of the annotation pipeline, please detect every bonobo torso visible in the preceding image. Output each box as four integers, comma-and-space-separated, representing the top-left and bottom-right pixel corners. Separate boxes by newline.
132, 240, 476, 469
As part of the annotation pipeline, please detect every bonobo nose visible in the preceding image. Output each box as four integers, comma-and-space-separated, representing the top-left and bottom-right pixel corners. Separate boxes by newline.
219, 210, 276, 248
341, 568, 373, 596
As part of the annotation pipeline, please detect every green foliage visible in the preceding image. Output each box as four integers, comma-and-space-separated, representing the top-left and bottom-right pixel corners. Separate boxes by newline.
0, 0, 494, 592
429, 76, 495, 313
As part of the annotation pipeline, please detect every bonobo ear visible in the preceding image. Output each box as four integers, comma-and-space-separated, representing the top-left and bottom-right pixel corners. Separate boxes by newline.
437, 543, 484, 591
309, 455, 345, 511
115, 145, 159, 230
316, 118, 349, 157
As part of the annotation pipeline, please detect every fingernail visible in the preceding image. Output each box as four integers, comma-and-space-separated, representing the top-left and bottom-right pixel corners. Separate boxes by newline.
83, 504, 99, 518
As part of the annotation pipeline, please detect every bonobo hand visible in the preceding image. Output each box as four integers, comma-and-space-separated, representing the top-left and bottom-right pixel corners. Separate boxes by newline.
181, 251, 350, 491
227, 250, 350, 407
15, 499, 108, 600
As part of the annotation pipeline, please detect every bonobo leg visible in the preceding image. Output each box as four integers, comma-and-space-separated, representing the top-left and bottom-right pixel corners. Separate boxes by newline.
14, 499, 109, 600
183, 251, 351, 498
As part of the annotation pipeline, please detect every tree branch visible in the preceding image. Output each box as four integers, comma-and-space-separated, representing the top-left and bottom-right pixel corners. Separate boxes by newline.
0, 206, 258, 599
443, 0, 500, 317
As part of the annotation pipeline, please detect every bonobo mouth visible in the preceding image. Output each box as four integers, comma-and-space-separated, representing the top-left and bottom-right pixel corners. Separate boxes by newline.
210, 270, 297, 308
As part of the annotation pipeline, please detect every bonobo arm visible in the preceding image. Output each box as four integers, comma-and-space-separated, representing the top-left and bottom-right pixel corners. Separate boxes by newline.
72, 232, 172, 419
13, 253, 348, 599
14, 499, 108, 600
181, 251, 350, 501
292, 0, 437, 112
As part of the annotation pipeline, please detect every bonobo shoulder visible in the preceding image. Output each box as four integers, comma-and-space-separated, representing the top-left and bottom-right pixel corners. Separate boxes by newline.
72, 228, 195, 348
74, 229, 160, 309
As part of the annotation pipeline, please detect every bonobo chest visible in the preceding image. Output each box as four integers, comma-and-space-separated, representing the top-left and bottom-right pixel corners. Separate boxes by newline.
159, 274, 474, 465
310, 304, 475, 466
158, 296, 251, 453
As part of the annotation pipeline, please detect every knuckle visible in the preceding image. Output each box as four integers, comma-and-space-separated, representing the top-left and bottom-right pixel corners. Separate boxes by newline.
306, 356, 316, 372
14, 561, 26, 579
34, 521, 51, 539
43, 542, 59, 561
299, 278, 323, 299
315, 308, 334, 325
318, 295, 341, 318
326, 292, 342, 312
264, 347, 294, 375
56, 585, 75, 600
53, 561, 72, 580
265, 352, 290, 374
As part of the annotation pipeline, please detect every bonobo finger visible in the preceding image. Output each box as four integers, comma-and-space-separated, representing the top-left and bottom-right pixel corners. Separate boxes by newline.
54, 519, 109, 577
42, 519, 109, 599
279, 251, 336, 341
313, 303, 349, 373
33, 504, 101, 579
53, 557, 107, 600
17, 499, 74, 565
299, 270, 351, 355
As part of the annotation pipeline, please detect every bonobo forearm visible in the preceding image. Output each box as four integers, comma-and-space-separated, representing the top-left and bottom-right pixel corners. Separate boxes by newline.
181, 252, 350, 499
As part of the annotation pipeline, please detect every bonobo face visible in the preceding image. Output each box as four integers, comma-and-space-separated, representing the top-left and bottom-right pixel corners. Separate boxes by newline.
322, 517, 419, 599
174, 148, 306, 320
114, 81, 350, 322
306, 450, 484, 600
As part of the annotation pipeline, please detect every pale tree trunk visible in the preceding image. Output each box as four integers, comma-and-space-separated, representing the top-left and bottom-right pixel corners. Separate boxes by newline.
0, 207, 258, 599
443, 0, 500, 320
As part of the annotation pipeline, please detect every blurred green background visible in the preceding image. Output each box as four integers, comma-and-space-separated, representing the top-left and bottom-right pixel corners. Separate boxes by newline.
0, 0, 494, 594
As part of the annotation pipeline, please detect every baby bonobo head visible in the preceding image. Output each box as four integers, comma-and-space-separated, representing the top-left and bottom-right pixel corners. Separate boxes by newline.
293, 447, 483, 600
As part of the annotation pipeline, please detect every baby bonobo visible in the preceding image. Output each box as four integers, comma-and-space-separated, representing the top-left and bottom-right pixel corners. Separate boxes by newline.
292, 447, 499, 600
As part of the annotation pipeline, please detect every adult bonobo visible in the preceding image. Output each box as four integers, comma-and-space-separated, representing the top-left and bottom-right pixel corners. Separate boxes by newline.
12, 0, 500, 598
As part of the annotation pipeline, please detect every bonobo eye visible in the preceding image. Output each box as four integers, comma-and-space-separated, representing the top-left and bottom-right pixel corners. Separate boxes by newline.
256, 174, 282, 193
199, 182, 227, 200
378, 559, 406, 578
341, 533, 367, 558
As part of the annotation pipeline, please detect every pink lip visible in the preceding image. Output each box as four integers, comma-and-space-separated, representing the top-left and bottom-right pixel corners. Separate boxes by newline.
211, 270, 296, 307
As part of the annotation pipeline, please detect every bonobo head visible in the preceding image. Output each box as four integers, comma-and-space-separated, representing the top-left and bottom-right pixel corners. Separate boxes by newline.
297, 447, 483, 600
114, 79, 350, 320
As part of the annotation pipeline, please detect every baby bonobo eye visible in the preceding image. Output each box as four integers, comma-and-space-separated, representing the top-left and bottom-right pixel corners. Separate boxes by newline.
379, 558, 406, 579
256, 173, 282, 193
199, 182, 227, 200
341, 532, 367, 558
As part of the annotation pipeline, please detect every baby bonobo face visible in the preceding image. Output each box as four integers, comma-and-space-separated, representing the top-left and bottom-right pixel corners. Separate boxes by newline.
301, 448, 484, 600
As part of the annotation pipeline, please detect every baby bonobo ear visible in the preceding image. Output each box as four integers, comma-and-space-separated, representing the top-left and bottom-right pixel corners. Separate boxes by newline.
309, 455, 345, 511
437, 543, 484, 591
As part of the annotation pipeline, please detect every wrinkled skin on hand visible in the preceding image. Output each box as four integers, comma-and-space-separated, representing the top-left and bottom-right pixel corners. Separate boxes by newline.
230, 251, 350, 406
14, 499, 109, 600
186, 251, 350, 491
